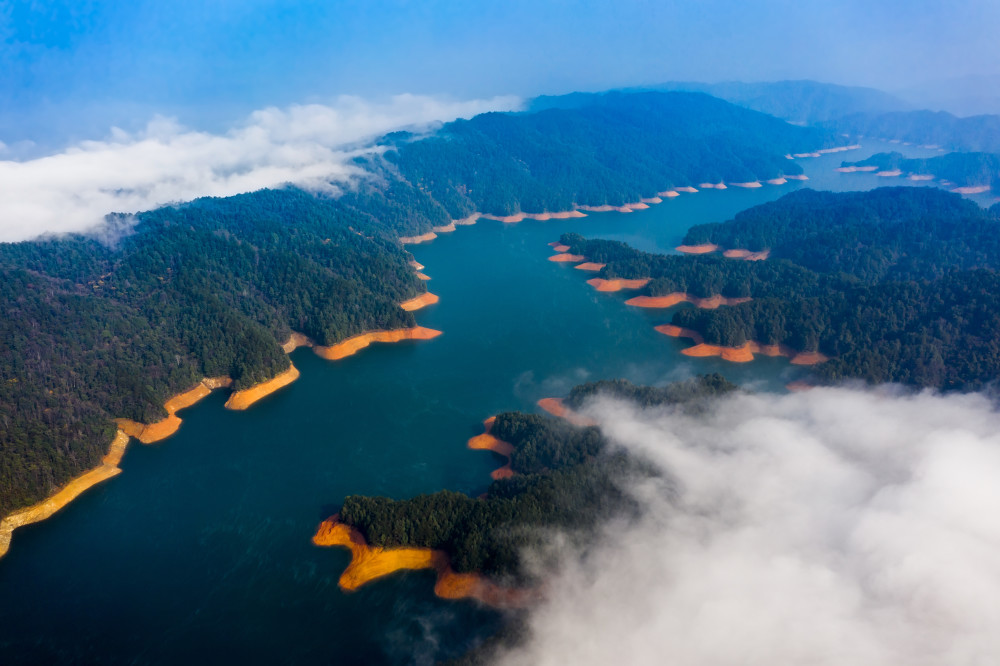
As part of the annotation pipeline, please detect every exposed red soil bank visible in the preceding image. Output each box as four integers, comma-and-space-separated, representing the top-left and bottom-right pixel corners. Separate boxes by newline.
399, 292, 440, 311
537, 398, 597, 427
467, 416, 515, 480
313, 327, 442, 361
655, 324, 829, 365
0, 430, 131, 558
586, 277, 651, 292
225, 365, 301, 410
625, 293, 751, 309
676, 244, 769, 261
548, 253, 586, 263
574, 262, 606, 272
312, 519, 534, 607
117, 377, 234, 443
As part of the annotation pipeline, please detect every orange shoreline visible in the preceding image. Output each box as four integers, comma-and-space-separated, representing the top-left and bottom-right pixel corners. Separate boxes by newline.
655, 324, 828, 365
312, 519, 534, 607
0, 430, 130, 559
676, 243, 769, 261
537, 398, 597, 427
586, 277, 651, 292
549, 253, 586, 263
314, 326, 442, 361
398, 162, 826, 246
467, 416, 515, 480
626, 293, 751, 309
400, 292, 440, 311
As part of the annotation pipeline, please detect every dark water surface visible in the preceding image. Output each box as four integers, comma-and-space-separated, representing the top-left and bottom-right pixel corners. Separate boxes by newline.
0, 141, 967, 664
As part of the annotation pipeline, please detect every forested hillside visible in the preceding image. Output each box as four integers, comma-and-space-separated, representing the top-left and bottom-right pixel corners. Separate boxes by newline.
386, 91, 836, 219
338, 376, 736, 581
560, 187, 1000, 389
0, 188, 428, 516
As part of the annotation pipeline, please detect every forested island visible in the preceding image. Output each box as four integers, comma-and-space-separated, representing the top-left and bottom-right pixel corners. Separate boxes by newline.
0, 90, 840, 532
838, 151, 1000, 192
559, 187, 1000, 388
325, 375, 737, 585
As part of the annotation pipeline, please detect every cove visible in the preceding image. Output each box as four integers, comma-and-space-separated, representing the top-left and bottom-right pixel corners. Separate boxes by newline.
0, 140, 953, 664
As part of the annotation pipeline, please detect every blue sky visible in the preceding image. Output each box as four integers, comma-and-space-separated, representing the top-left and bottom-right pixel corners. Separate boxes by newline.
3, 0, 1000, 146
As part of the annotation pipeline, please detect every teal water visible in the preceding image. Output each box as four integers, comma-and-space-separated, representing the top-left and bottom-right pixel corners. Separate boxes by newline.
0, 141, 966, 664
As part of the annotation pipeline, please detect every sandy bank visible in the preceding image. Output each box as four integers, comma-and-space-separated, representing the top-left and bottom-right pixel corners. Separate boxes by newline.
399, 292, 440, 311
224, 365, 300, 411
116, 377, 233, 444
730, 181, 763, 188
416, 272, 431, 281
675, 243, 719, 254
537, 398, 597, 427
836, 165, 879, 173
399, 232, 438, 245
817, 145, 861, 154
876, 169, 903, 177
654, 325, 828, 365
283, 332, 314, 353
481, 210, 587, 223
431, 222, 457, 233
467, 416, 515, 480
453, 214, 480, 226
313, 327, 442, 361
784, 174, 809, 181
312, 519, 533, 607
766, 178, 788, 185
551, 244, 571, 253
723, 248, 770, 261
574, 262, 606, 272
409, 260, 425, 271
0, 429, 131, 559
675, 186, 699, 193
549, 253, 586, 263
659, 190, 681, 198
952, 185, 991, 194
908, 174, 935, 181
786, 381, 815, 392
586, 277, 651, 292
698, 182, 728, 190
626, 293, 751, 309
641, 197, 663, 204
792, 152, 821, 158
677, 243, 768, 261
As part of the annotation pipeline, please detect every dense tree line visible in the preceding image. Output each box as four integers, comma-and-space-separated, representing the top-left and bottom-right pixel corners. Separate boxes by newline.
338, 376, 730, 581
839, 151, 1000, 190
565, 374, 738, 409
0, 188, 430, 516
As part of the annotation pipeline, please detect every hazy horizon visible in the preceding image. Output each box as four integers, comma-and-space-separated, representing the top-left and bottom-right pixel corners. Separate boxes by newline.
3, 0, 1000, 151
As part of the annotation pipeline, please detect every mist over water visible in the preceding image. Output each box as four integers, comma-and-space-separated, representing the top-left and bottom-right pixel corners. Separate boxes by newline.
496, 387, 1000, 666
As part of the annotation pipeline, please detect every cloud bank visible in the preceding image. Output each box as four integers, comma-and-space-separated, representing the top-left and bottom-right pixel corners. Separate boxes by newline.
0, 94, 521, 243
496, 387, 1000, 666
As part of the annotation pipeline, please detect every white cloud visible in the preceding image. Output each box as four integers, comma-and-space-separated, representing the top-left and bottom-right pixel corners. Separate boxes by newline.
0, 94, 522, 243
496, 387, 1000, 666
